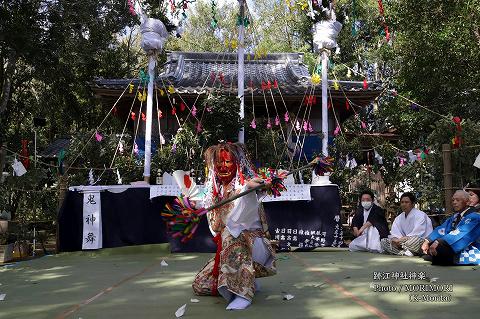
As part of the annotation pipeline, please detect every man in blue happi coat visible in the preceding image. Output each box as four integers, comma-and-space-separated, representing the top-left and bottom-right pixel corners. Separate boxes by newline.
421, 190, 480, 265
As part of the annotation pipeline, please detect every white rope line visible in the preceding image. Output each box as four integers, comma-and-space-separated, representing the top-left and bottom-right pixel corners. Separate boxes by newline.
64, 79, 133, 176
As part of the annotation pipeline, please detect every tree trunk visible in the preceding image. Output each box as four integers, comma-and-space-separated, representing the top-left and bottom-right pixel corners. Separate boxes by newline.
0, 49, 17, 114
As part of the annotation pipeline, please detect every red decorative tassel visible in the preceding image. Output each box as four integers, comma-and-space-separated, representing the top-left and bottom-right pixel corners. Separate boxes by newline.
171, 107, 176, 115
131, 112, 136, 120
273, 79, 278, 88
20, 139, 30, 169
141, 112, 146, 121
180, 102, 186, 112
345, 100, 350, 110
363, 79, 368, 90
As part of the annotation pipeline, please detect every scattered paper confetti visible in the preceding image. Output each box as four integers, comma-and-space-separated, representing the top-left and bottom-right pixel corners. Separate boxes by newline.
175, 304, 186, 317
283, 294, 294, 301
0, 293, 6, 301
190, 298, 199, 303
160, 260, 168, 267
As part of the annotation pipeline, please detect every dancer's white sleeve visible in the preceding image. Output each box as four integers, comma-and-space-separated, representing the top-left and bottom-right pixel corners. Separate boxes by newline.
226, 185, 262, 238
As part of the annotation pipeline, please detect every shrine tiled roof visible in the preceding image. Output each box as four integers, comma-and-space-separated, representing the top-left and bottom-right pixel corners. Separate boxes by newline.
93, 51, 383, 99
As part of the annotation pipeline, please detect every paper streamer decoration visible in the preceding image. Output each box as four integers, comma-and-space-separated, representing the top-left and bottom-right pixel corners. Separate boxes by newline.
474, 152, 480, 169
12, 158, 27, 176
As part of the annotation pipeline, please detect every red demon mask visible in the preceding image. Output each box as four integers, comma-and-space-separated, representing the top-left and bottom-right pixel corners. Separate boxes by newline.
214, 149, 237, 185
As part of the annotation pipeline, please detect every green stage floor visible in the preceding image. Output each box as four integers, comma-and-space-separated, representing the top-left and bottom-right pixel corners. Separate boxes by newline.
1, 244, 478, 319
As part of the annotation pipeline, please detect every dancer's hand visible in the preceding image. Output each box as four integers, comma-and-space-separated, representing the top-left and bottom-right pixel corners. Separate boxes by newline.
247, 177, 265, 189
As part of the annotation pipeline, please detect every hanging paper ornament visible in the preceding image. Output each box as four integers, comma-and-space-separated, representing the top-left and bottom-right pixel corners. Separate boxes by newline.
399, 156, 406, 167
112, 107, 118, 115
119, 140, 124, 154
363, 79, 368, 90
172, 143, 177, 154
137, 91, 146, 102
250, 119, 256, 129
452, 116, 463, 148
230, 39, 238, 49
116, 169, 122, 185
308, 122, 313, 133
159, 88, 165, 96
377, 0, 391, 42
333, 81, 340, 90
57, 149, 66, 175
196, 122, 202, 133
303, 120, 308, 131
131, 112, 136, 121
284, 112, 289, 123
295, 120, 301, 131
311, 73, 321, 85
345, 154, 358, 169
206, 106, 212, 113
20, 139, 30, 169
141, 112, 146, 121
168, 85, 175, 94
361, 121, 367, 129
180, 102, 186, 112
345, 99, 350, 110
374, 150, 383, 165
347, 69, 352, 78
139, 70, 149, 84
334, 125, 341, 136
420, 151, 427, 160
127, 0, 136, 16
192, 105, 197, 117
261, 81, 267, 91
267, 119, 272, 129
95, 131, 103, 142
210, 0, 218, 29
275, 115, 280, 126
407, 150, 417, 163
129, 83, 134, 93
273, 79, 278, 89
134, 142, 139, 155
171, 106, 177, 115
88, 169, 95, 185
158, 110, 163, 119
473, 152, 480, 169
12, 158, 27, 176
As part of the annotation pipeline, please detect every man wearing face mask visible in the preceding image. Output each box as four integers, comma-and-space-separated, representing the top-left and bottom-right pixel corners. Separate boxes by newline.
349, 190, 390, 253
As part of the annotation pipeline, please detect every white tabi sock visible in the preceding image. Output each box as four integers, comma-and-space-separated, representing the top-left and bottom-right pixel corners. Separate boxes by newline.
226, 295, 251, 310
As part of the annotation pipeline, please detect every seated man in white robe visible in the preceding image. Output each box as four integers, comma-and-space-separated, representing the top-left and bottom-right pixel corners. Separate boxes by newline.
349, 190, 389, 253
381, 192, 433, 256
